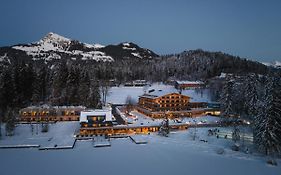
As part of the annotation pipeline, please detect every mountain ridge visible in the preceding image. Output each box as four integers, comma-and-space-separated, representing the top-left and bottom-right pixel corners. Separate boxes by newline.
0, 32, 278, 69
0, 32, 277, 81
0, 32, 158, 64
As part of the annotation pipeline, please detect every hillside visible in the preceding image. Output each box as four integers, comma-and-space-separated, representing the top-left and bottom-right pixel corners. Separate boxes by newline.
0, 32, 276, 111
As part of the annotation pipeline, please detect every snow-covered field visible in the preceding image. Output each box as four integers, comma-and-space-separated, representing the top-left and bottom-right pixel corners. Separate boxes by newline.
106, 83, 212, 104
1, 127, 280, 175
0, 84, 280, 175
0, 122, 78, 148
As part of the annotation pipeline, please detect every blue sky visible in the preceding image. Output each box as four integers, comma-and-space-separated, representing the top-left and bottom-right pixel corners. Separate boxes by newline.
0, 0, 281, 62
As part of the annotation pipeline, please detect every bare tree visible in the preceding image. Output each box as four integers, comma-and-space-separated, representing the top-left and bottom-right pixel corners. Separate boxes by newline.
100, 80, 110, 106
192, 119, 197, 140
5, 108, 17, 136
125, 95, 135, 113
143, 85, 149, 94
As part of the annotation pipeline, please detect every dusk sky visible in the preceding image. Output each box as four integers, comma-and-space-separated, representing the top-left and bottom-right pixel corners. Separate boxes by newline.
0, 0, 281, 62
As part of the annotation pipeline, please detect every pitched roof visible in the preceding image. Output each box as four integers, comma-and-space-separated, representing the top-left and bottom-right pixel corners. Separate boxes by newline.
139, 88, 211, 103
140, 89, 189, 99
176, 80, 204, 85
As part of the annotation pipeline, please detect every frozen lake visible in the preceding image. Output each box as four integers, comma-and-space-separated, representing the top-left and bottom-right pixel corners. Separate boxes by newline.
0, 129, 280, 175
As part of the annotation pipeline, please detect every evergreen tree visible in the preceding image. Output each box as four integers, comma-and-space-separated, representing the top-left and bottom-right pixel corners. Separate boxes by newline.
51, 61, 68, 105
12, 63, 34, 107
0, 68, 16, 110
65, 65, 80, 105
255, 76, 281, 156
78, 69, 90, 107
31, 71, 41, 105
244, 74, 260, 118
220, 77, 235, 118
159, 116, 170, 137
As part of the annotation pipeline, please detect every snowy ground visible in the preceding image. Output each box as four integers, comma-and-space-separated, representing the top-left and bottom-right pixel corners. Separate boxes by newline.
1, 84, 280, 175
106, 83, 212, 104
126, 110, 221, 127
0, 126, 280, 175
0, 122, 78, 148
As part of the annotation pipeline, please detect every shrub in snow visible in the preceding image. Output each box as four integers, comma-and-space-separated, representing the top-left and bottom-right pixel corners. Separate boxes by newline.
266, 159, 277, 166
159, 118, 169, 137
41, 123, 49, 133
231, 144, 240, 151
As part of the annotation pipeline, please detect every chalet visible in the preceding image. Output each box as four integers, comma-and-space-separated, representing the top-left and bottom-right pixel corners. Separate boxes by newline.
80, 108, 113, 128
19, 106, 86, 122
175, 81, 204, 90
137, 89, 207, 118
133, 80, 148, 86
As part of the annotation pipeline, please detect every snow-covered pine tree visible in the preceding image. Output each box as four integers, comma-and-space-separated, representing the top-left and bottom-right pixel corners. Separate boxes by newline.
244, 74, 260, 118
220, 76, 235, 118
243, 74, 261, 144
255, 76, 281, 156
159, 116, 169, 137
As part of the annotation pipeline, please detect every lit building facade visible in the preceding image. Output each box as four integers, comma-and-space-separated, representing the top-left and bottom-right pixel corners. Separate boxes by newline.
80, 109, 113, 128
137, 90, 207, 118
19, 106, 86, 121
175, 81, 204, 90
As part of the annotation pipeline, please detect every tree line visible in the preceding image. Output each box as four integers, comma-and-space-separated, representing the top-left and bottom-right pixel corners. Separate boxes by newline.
0, 49, 277, 123
220, 73, 281, 159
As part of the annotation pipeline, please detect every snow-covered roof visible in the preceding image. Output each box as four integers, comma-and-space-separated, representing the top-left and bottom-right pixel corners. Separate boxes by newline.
140, 89, 188, 99
20, 105, 86, 111
176, 80, 204, 85
80, 109, 112, 122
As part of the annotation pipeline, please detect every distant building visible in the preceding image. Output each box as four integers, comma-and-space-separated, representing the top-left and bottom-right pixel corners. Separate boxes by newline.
80, 108, 113, 128
19, 106, 86, 122
133, 80, 148, 86
137, 89, 207, 118
175, 81, 204, 90
124, 80, 148, 87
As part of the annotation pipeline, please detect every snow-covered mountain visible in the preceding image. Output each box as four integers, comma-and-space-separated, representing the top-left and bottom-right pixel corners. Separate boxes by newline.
262, 61, 281, 69
0, 32, 158, 64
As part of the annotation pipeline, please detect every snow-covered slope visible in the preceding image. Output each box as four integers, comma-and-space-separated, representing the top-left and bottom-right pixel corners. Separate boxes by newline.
262, 60, 281, 69
100, 42, 158, 60
11, 32, 114, 62
0, 32, 158, 64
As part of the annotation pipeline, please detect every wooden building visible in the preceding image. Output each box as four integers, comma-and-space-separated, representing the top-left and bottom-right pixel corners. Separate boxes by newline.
19, 106, 86, 122
175, 80, 204, 90
137, 89, 207, 118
